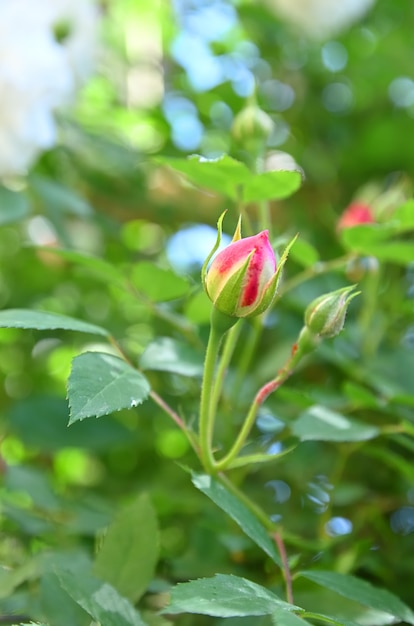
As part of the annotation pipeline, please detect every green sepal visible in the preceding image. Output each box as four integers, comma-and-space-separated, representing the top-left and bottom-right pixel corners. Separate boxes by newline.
231, 215, 242, 242
254, 233, 298, 315
275, 233, 298, 287
201, 211, 227, 290
210, 307, 240, 334
292, 327, 320, 363
213, 251, 254, 317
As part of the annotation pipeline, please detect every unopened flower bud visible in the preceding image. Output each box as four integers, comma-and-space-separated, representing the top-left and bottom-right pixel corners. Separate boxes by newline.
202, 213, 295, 320
337, 202, 374, 232
232, 104, 274, 148
205, 230, 277, 318
305, 285, 359, 338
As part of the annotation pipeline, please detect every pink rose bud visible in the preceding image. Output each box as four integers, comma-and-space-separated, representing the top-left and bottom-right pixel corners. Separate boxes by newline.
205, 229, 278, 318
202, 213, 296, 321
304, 285, 359, 339
337, 201, 374, 231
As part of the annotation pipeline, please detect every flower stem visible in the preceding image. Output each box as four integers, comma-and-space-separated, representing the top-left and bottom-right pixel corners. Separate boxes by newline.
232, 316, 262, 400
199, 324, 224, 473
215, 331, 314, 471
218, 473, 295, 600
210, 321, 242, 417
218, 472, 274, 530
274, 532, 294, 604
108, 334, 199, 453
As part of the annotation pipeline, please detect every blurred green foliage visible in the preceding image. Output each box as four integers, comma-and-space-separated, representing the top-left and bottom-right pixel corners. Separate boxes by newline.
0, 0, 414, 624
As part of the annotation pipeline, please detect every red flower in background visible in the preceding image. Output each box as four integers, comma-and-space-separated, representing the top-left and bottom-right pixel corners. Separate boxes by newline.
337, 202, 374, 231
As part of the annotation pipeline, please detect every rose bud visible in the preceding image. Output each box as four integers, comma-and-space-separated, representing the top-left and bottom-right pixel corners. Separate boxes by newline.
205, 230, 278, 318
304, 285, 359, 339
202, 213, 296, 321
232, 104, 274, 146
337, 201, 374, 232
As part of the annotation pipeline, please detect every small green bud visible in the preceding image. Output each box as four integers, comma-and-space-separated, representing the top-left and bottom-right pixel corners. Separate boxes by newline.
304, 285, 359, 339
232, 104, 274, 147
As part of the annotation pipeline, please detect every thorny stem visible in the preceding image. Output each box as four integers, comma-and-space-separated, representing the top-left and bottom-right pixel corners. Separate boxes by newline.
150, 389, 199, 454
274, 532, 294, 604
214, 339, 305, 472
218, 474, 295, 603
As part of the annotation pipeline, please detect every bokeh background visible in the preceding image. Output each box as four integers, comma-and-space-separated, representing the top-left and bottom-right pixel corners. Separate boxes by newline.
1, 1, 414, 624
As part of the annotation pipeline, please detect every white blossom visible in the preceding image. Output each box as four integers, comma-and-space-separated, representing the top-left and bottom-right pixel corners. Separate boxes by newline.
264, 150, 304, 177
0, 0, 98, 178
267, 0, 376, 39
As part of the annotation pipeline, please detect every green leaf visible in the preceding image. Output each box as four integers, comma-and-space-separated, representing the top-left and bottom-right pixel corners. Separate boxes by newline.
5, 465, 61, 511
58, 570, 147, 626
157, 155, 302, 202
340, 223, 398, 250
0, 309, 109, 336
271, 610, 313, 625
94, 494, 159, 603
165, 574, 301, 617
354, 241, 414, 264
131, 262, 190, 302
0, 557, 39, 600
340, 219, 414, 264
393, 199, 414, 229
30, 176, 93, 217
157, 154, 249, 200
299, 571, 414, 625
140, 337, 204, 377
291, 405, 379, 442
185, 290, 212, 324
0, 185, 30, 224
68, 352, 150, 423
192, 473, 281, 566
288, 238, 320, 268
342, 382, 380, 409
7, 396, 134, 452
243, 170, 302, 202
298, 612, 361, 626
37, 247, 125, 288
40, 571, 90, 626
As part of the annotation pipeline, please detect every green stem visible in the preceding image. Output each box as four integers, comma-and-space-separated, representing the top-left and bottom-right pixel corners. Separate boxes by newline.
273, 532, 294, 604
358, 263, 382, 358
218, 473, 274, 530
199, 324, 224, 473
214, 379, 280, 471
232, 316, 262, 401
219, 474, 295, 601
224, 445, 297, 470
210, 321, 242, 417
215, 329, 316, 472
108, 334, 199, 454
150, 389, 199, 454
215, 356, 296, 471
301, 612, 344, 625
